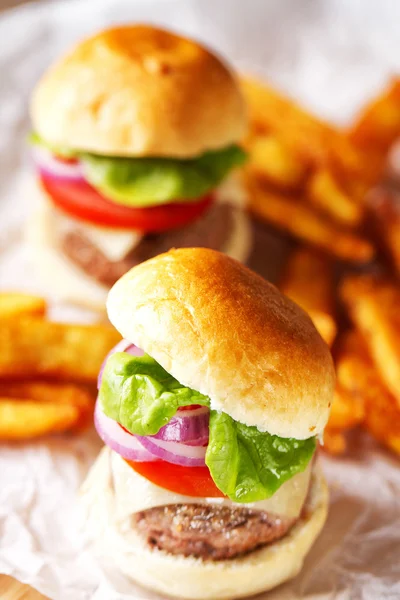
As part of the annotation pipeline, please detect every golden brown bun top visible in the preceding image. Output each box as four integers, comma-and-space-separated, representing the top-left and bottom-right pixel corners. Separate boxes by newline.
31, 25, 246, 157
107, 248, 335, 439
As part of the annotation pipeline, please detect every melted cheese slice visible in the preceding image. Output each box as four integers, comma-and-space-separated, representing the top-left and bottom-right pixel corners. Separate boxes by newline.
92, 448, 312, 521
54, 208, 143, 262
79, 222, 142, 262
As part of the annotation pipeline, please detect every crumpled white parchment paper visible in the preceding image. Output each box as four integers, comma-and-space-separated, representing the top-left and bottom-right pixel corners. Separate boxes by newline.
0, 1, 400, 598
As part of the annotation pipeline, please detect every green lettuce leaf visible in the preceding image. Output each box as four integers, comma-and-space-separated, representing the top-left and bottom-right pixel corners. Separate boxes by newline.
29, 132, 78, 159
80, 145, 247, 207
30, 132, 247, 207
205, 411, 316, 503
99, 352, 209, 436
99, 352, 316, 502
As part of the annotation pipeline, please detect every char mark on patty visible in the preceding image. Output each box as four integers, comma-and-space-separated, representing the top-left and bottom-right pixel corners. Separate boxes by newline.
132, 503, 296, 561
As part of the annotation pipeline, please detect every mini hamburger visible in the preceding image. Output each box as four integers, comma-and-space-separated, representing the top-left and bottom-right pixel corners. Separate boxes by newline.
28, 26, 251, 308
81, 248, 335, 600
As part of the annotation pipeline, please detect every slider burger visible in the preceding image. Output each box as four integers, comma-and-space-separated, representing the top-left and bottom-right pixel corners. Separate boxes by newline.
28, 26, 250, 308
81, 248, 335, 599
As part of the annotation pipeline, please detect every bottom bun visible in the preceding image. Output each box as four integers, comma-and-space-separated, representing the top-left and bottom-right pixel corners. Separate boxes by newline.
81, 448, 328, 600
25, 176, 252, 312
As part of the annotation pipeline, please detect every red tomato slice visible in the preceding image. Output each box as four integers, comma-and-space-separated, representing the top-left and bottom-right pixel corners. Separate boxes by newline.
39, 174, 214, 233
125, 459, 225, 498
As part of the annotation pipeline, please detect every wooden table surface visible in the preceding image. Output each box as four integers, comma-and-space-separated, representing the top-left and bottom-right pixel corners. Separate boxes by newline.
0, 576, 47, 599
0, 0, 36, 11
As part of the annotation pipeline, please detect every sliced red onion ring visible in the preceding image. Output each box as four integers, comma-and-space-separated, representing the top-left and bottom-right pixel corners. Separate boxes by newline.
154, 406, 209, 443
137, 435, 206, 467
96, 340, 210, 460
94, 400, 157, 462
98, 339, 144, 389
32, 146, 84, 181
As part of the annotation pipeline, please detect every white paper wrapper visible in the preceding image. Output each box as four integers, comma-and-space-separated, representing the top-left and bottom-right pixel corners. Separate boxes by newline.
0, 1, 400, 598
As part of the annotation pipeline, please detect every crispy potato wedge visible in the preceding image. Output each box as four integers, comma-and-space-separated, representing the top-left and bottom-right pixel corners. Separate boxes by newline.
349, 79, 400, 153
0, 292, 46, 319
0, 399, 79, 440
280, 247, 337, 346
0, 381, 94, 431
306, 168, 364, 227
0, 318, 120, 382
340, 275, 400, 407
246, 173, 375, 263
336, 330, 400, 455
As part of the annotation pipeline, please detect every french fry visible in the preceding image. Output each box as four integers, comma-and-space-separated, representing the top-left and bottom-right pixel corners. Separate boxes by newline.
246, 173, 375, 263
246, 134, 308, 190
363, 382, 400, 456
0, 318, 120, 382
0, 292, 46, 319
322, 429, 347, 455
328, 385, 365, 430
336, 330, 400, 456
340, 275, 400, 408
0, 399, 79, 440
323, 378, 364, 455
335, 330, 366, 389
241, 77, 338, 165
306, 168, 364, 227
241, 77, 323, 136
0, 382, 94, 431
368, 187, 400, 275
349, 79, 400, 154
322, 332, 366, 455
241, 77, 367, 177
280, 247, 337, 346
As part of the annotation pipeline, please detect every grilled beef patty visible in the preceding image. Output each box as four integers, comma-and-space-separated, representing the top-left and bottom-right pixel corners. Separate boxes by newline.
132, 503, 296, 561
61, 202, 234, 287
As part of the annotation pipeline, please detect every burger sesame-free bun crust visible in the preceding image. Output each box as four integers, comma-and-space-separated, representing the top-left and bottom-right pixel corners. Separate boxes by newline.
107, 248, 335, 439
81, 448, 328, 600
31, 25, 246, 157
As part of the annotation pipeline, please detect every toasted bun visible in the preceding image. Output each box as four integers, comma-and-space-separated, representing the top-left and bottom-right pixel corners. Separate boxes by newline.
25, 177, 252, 311
81, 448, 328, 600
31, 25, 246, 157
107, 248, 335, 438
